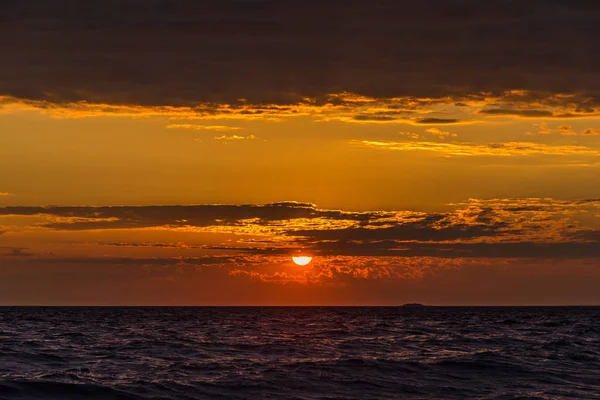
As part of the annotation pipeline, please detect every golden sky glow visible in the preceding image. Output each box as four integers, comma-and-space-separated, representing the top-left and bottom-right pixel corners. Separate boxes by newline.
1, 1, 600, 305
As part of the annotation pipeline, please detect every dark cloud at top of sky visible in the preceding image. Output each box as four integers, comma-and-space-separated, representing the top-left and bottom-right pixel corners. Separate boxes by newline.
1, 0, 599, 105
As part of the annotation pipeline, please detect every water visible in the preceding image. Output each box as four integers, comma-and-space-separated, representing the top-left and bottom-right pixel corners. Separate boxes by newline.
0, 307, 598, 399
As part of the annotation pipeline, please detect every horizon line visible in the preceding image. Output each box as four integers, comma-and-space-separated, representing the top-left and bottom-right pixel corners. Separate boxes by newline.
1, 304, 599, 307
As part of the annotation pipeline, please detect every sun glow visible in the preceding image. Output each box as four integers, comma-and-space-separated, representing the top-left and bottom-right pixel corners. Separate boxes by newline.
292, 256, 313, 266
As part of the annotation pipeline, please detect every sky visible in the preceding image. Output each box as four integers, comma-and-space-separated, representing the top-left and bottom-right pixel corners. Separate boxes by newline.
1, 0, 600, 305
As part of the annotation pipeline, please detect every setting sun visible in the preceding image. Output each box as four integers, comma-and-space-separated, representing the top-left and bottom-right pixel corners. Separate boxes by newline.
292, 256, 313, 266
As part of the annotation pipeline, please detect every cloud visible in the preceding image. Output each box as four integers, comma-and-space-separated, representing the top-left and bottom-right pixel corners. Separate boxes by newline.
101, 242, 205, 249
398, 132, 424, 140
166, 124, 242, 131
214, 134, 257, 141
479, 109, 554, 117
557, 125, 577, 135
100, 241, 295, 255
288, 198, 600, 258
0, 201, 373, 231
0, 193, 14, 197
352, 114, 400, 122
353, 140, 600, 157
1, 1, 600, 108
229, 255, 468, 284
2, 91, 600, 129
415, 118, 462, 125
1, 198, 599, 260
21, 256, 233, 266
530, 123, 558, 135
424, 127, 457, 139
528, 123, 583, 136
583, 128, 600, 136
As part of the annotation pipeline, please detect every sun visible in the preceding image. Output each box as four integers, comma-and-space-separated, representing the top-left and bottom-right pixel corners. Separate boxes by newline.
292, 256, 312, 266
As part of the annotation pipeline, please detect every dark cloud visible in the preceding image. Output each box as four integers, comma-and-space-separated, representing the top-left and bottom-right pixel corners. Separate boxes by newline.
0, 202, 370, 230
311, 240, 600, 258
101, 242, 295, 255
353, 114, 399, 122
479, 109, 554, 117
290, 222, 502, 242
21, 256, 234, 266
415, 118, 462, 124
102, 242, 205, 249
1, 0, 599, 105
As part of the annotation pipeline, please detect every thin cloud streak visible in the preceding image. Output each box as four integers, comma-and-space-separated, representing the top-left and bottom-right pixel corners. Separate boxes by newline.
166, 124, 242, 131
352, 140, 600, 157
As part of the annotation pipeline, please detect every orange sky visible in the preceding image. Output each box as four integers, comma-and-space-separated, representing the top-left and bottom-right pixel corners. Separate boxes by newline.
1, 1, 600, 304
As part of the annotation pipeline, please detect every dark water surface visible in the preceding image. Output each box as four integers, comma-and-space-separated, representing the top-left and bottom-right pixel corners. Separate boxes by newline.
0, 307, 598, 399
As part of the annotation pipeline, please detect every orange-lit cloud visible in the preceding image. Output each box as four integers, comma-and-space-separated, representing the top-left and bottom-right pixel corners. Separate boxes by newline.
424, 127, 457, 139
166, 124, 242, 131
213, 135, 257, 142
3, 90, 600, 128
2, 198, 599, 260
583, 128, 600, 136
352, 140, 600, 157
528, 123, 593, 136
